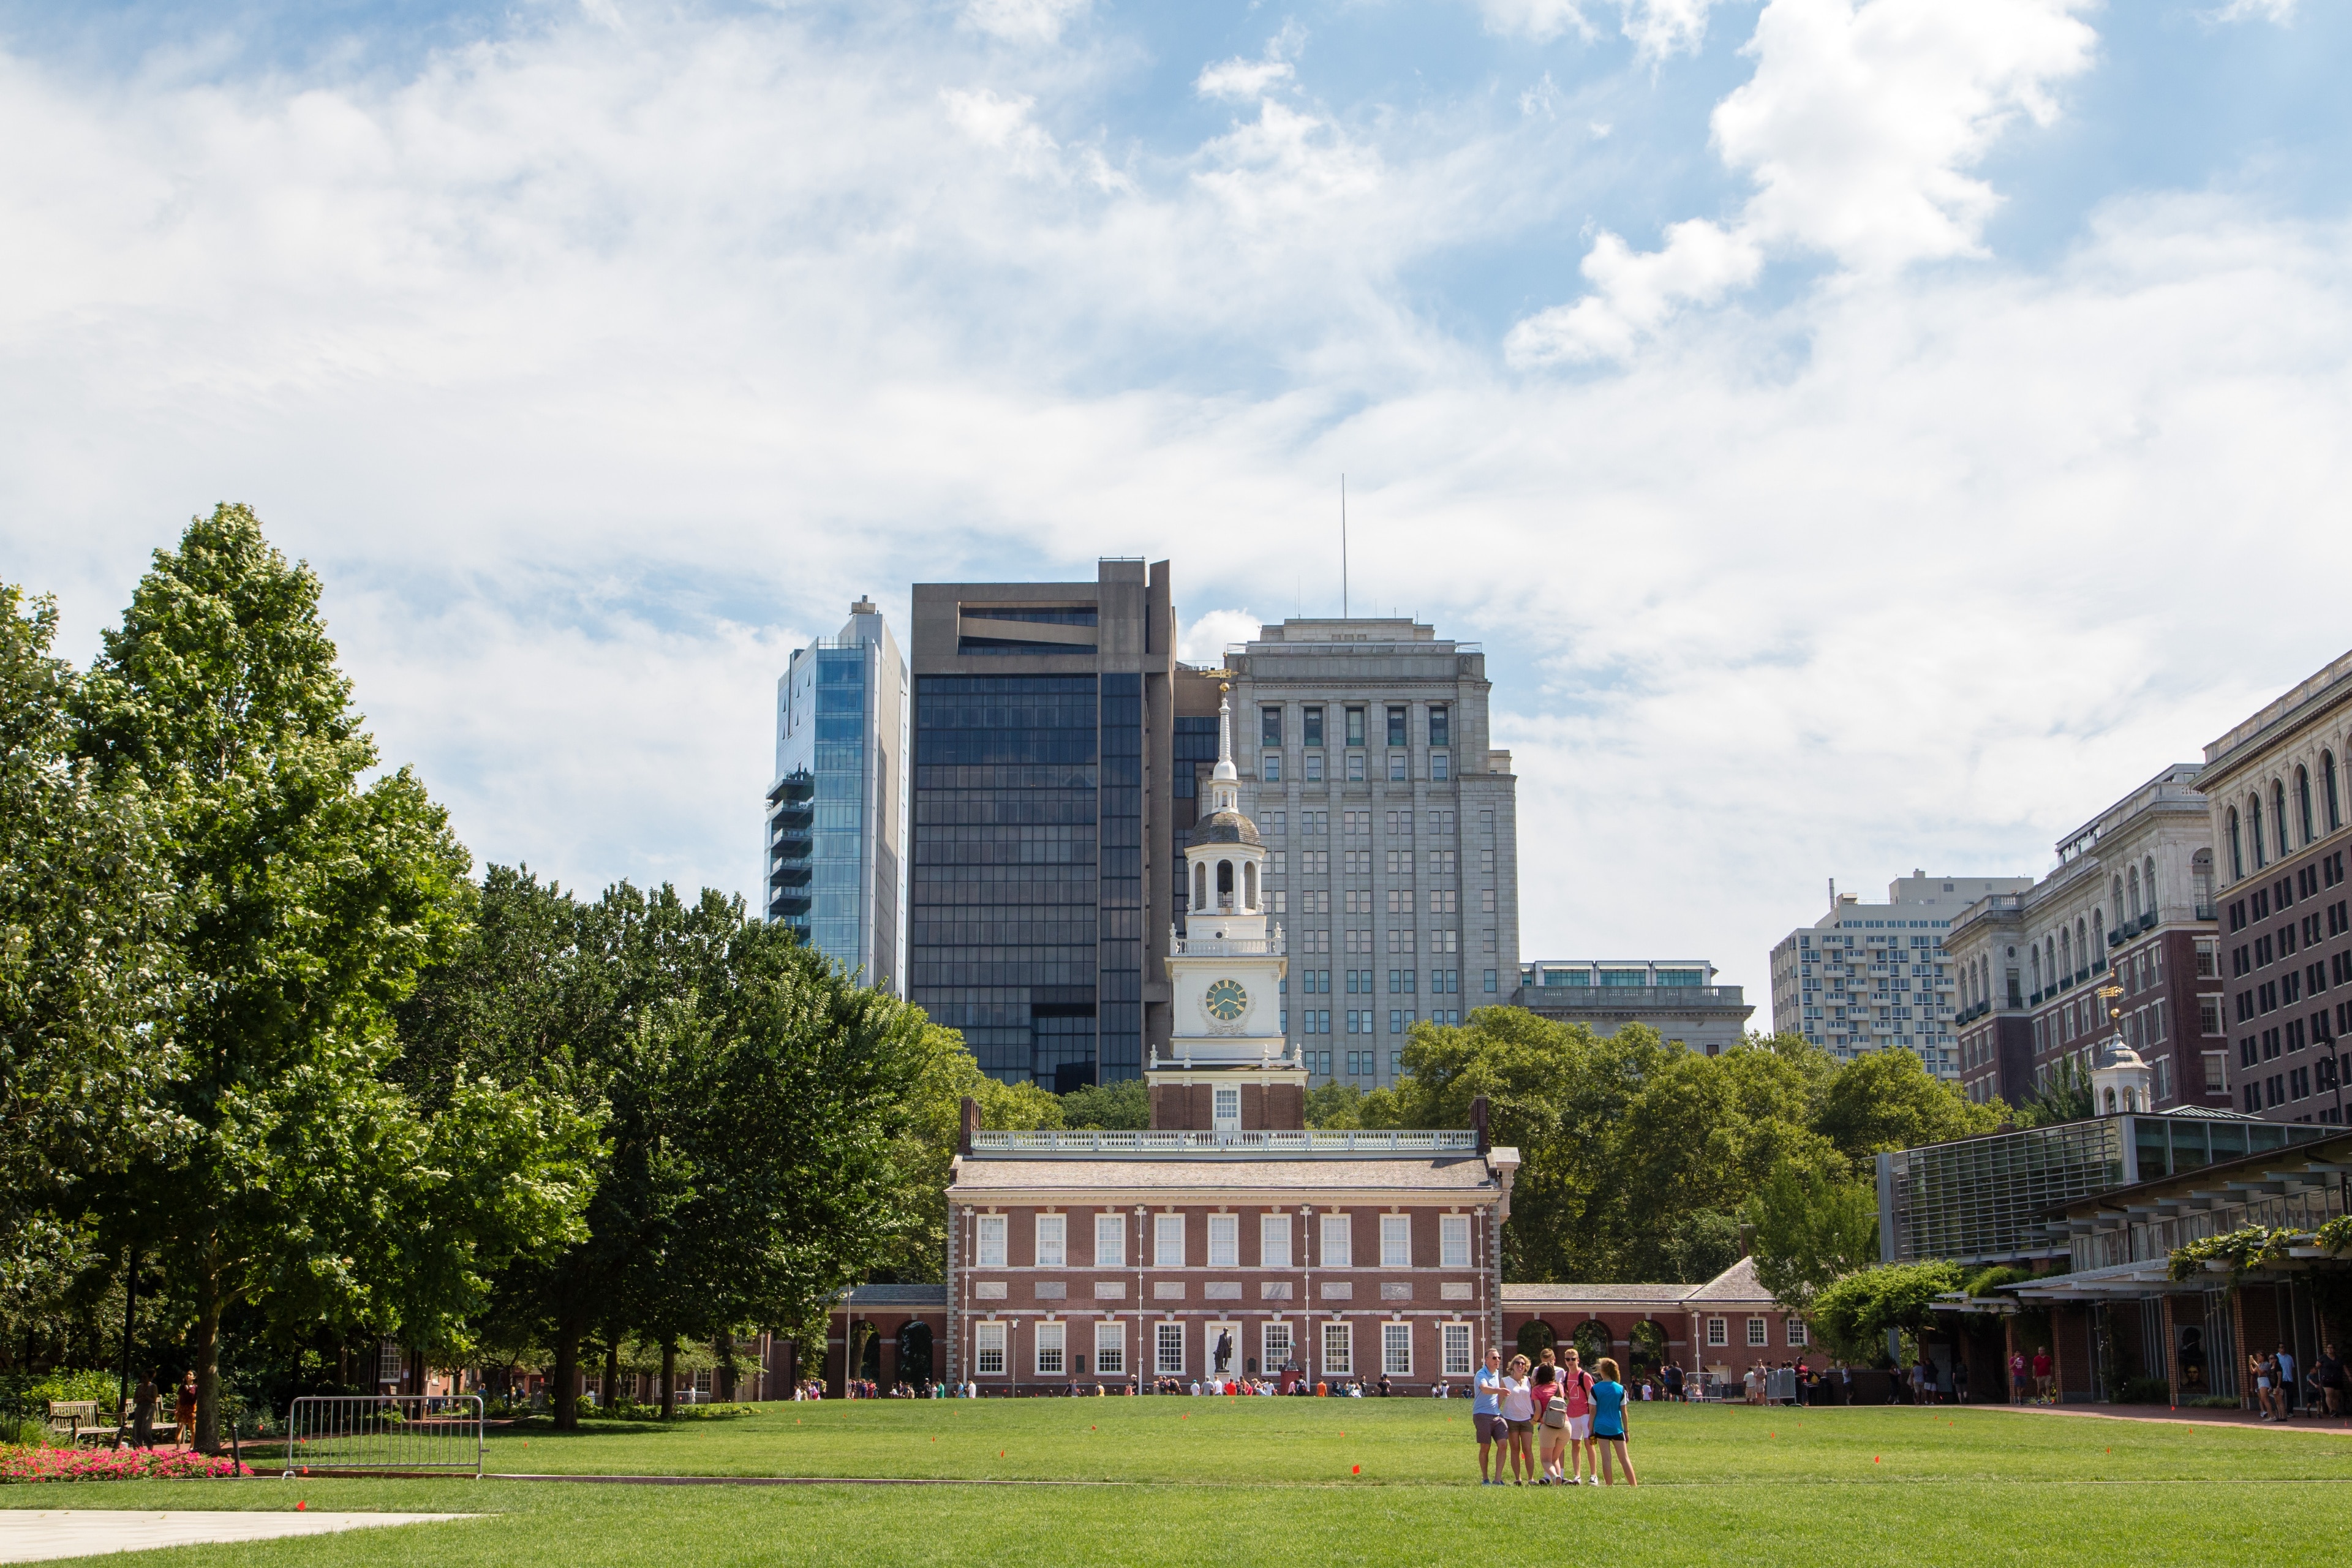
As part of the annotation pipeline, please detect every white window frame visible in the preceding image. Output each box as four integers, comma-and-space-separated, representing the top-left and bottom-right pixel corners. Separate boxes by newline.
1441, 1322, 1472, 1377
1382, 1321, 1412, 1377
1379, 1214, 1411, 1268
1095, 1212, 1125, 1268
1213, 1085, 1241, 1131
1787, 1317, 1809, 1348
1263, 1320, 1294, 1372
1321, 1320, 1353, 1377
975, 1321, 1006, 1376
1035, 1213, 1066, 1269
1261, 1213, 1292, 1269
1207, 1213, 1239, 1268
976, 1214, 1007, 1268
1156, 1321, 1185, 1376
1747, 1316, 1769, 1348
1035, 1319, 1066, 1376
1155, 1213, 1186, 1268
1707, 1316, 1727, 1348
1321, 1213, 1352, 1268
1093, 1321, 1125, 1377
1439, 1214, 1471, 1268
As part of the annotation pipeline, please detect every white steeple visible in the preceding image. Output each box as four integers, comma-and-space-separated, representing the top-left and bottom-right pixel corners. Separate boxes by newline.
1183, 692, 1267, 937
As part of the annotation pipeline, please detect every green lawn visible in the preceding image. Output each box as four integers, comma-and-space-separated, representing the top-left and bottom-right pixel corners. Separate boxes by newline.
7, 1400, 2349, 1566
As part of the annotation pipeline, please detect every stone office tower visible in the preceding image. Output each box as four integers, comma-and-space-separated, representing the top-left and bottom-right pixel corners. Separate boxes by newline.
1217, 619, 1520, 1089
907, 561, 1178, 1090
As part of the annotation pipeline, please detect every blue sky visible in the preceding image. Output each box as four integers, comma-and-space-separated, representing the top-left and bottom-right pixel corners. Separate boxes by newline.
6, 0, 2351, 1001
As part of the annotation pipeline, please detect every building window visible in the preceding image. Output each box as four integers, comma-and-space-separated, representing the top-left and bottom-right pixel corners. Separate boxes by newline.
1379, 1214, 1411, 1268
1321, 1213, 1353, 1268
1095, 1322, 1125, 1376
2229, 807, 2244, 881
1348, 751, 1365, 782
1431, 752, 1449, 781
2326, 751, 2342, 834
1208, 1213, 1239, 1268
1213, 1085, 1240, 1131
1155, 1213, 1185, 1268
976, 1321, 1006, 1376
1706, 1317, 1727, 1348
977, 1215, 1007, 1268
1747, 1317, 1768, 1348
1442, 1322, 1473, 1377
1430, 707, 1449, 747
1787, 1318, 1808, 1348
1036, 1321, 1066, 1376
1261, 707, 1282, 747
1440, 1214, 1471, 1268
1346, 706, 1366, 747
1156, 1322, 1184, 1376
1303, 707, 1324, 747
1028, 1212, 1065, 1268
1095, 1212, 1125, 1268
1383, 1322, 1413, 1377
1261, 1213, 1292, 1269
1305, 752, 1323, 783
1321, 1321, 1352, 1377
1263, 751, 1280, 782
1389, 753, 1408, 782
2276, 780, 2290, 858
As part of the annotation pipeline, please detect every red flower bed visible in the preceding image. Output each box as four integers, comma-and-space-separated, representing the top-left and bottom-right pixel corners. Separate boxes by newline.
0, 1446, 254, 1483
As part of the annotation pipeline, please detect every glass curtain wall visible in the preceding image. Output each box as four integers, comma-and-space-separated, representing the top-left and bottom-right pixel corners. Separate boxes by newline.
807, 647, 875, 973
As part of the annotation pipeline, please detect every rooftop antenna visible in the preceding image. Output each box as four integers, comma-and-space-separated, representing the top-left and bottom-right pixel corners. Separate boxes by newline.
1340, 474, 1349, 620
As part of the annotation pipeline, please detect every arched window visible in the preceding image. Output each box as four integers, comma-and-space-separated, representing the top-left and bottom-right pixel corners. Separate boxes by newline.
1193, 861, 1208, 911
2127, 867, 2141, 921
2046, 938, 2057, 987
2228, 807, 2244, 880
2061, 928, 2073, 980
2104, 1087, 2117, 1114
2113, 875, 2126, 925
2143, 855, 2157, 916
2326, 750, 2343, 834
2298, 766, 2314, 846
2031, 949, 2042, 994
2251, 796, 2266, 869
2274, 781, 2289, 858
1243, 859, 1258, 911
1216, 858, 1234, 909
2092, 910, 2103, 956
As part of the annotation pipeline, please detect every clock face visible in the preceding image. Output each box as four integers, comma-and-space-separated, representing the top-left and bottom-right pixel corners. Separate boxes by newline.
1204, 978, 1249, 1022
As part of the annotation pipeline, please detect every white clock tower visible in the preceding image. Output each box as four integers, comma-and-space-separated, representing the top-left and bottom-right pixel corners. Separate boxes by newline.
1153, 690, 1305, 1133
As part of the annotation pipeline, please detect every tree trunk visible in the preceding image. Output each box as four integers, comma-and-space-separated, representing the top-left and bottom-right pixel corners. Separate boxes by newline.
660, 1340, 677, 1421
194, 1256, 222, 1454
552, 1314, 583, 1431
601, 1338, 617, 1412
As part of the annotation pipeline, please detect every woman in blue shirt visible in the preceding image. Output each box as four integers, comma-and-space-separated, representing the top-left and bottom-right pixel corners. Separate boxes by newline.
1589, 1358, 1638, 1487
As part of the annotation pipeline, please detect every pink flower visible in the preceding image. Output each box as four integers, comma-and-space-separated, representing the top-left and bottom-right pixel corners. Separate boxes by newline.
0, 1446, 254, 1483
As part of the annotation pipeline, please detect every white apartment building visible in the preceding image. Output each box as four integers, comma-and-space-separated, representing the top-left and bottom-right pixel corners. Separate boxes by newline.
1769, 873, 2035, 1079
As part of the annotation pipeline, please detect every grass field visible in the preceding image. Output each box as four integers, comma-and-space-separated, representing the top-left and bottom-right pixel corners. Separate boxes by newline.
7, 1399, 2349, 1566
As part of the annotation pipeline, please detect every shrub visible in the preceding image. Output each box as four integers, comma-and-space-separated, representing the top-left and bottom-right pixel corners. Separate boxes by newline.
2168, 1227, 2294, 1284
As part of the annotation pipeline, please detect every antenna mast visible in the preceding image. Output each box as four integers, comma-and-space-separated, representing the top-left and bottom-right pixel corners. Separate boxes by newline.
1341, 474, 1348, 620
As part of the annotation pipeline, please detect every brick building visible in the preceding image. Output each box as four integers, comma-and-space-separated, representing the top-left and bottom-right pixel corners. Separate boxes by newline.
2198, 647, 2352, 1125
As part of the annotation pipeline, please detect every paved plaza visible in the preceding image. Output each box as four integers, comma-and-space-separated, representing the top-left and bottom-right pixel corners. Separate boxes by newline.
0, 1509, 472, 1562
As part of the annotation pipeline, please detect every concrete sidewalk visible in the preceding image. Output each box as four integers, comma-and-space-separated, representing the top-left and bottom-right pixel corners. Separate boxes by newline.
2003, 1401, 2352, 1434
0, 1509, 475, 1562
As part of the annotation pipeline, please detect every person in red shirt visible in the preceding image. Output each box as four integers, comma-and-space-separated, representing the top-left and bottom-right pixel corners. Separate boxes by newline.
2009, 1351, 2028, 1405
2031, 1348, 2054, 1403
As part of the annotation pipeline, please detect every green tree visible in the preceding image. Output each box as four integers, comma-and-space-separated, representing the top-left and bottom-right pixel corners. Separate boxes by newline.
872, 1022, 1063, 1286
1814, 1049, 2003, 1172
1061, 1077, 1149, 1131
1808, 1260, 1961, 1363
0, 586, 183, 1276
1743, 1158, 1880, 1309
71, 505, 587, 1450
2013, 1056, 2094, 1127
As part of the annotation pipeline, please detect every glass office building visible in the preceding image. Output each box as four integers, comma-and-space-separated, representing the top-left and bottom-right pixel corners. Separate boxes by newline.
908, 562, 1175, 1090
767, 600, 908, 993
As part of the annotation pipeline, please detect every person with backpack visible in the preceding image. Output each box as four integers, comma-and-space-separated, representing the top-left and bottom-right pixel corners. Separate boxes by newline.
1555, 1347, 1597, 1485
1589, 1357, 1637, 1487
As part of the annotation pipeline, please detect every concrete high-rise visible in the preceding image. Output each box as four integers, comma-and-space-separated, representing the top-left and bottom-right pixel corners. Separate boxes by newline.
1219, 619, 1520, 1088
1769, 873, 2034, 1079
766, 598, 910, 993
907, 561, 1178, 1090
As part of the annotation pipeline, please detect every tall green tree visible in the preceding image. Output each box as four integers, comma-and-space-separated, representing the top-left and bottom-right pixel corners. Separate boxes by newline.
1743, 1157, 1880, 1310
1814, 1048, 2003, 1172
71, 505, 587, 1449
0, 585, 183, 1281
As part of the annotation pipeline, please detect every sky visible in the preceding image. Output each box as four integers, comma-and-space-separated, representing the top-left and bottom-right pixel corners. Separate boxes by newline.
6, 0, 2351, 1005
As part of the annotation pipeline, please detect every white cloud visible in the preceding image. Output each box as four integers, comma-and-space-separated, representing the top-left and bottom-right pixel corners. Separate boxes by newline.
2, 6, 2348, 1005
1179, 609, 1262, 666
1620, 0, 1725, 61
2209, 0, 2297, 21
964, 0, 1091, 45
941, 86, 1060, 173
1196, 56, 1296, 102
1472, 0, 1597, 43
1517, 0, 2098, 358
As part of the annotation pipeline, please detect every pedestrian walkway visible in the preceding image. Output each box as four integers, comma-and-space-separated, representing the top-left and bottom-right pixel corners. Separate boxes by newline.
2007, 1402, 2352, 1434
0, 1509, 474, 1561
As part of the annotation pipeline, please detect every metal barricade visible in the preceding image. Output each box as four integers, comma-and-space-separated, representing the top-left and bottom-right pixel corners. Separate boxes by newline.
281, 1395, 484, 1477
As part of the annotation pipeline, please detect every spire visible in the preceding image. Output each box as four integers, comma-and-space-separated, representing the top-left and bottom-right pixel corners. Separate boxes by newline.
1213, 693, 1237, 783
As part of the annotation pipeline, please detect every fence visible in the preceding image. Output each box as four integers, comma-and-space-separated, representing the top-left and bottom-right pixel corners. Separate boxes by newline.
281, 1395, 484, 1477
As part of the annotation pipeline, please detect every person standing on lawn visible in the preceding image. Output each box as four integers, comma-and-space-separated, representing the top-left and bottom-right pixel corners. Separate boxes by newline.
173, 1373, 198, 1448
2010, 1351, 2027, 1404
1589, 1358, 1637, 1487
1558, 1347, 1596, 1484
2275, 1344, 2297, 1417
2031, 1348, 2053, 1403
1474, 1348, 1509, 1485
1953, 1356, 1970, 1405
2312, 1343, 2345, 1420
1501, 1355, 1537, 1484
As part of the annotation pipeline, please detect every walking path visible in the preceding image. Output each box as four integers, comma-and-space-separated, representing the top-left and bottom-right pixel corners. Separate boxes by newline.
2004, 1402, 2352, 1434
0, 1510, 473, 1562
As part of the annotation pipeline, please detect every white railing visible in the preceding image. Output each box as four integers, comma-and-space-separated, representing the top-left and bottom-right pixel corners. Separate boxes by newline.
968, 1129, 1480, 1155
281, 1395, 484, 1477
1173, 934, 1286, 956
